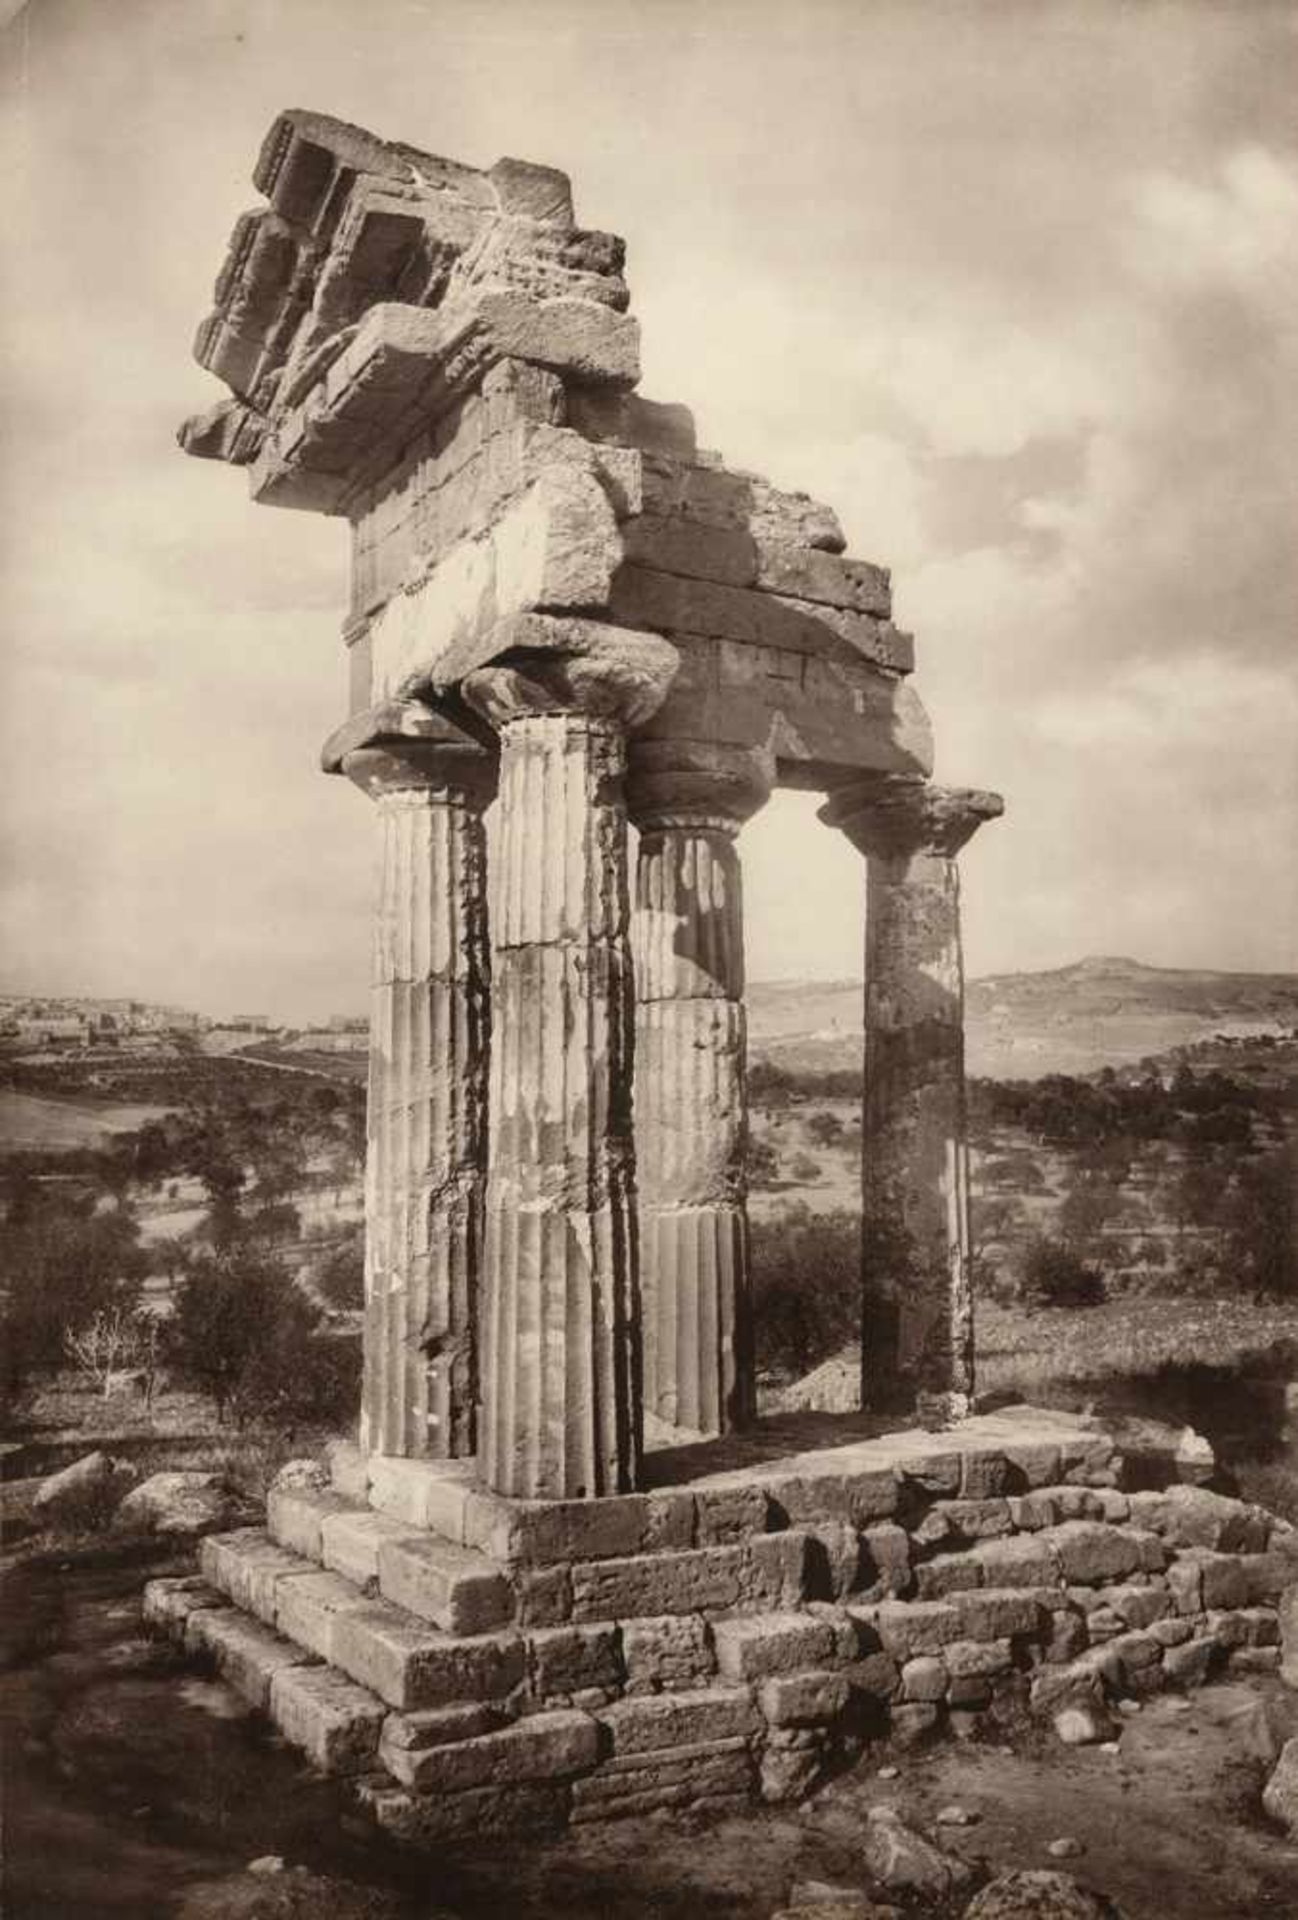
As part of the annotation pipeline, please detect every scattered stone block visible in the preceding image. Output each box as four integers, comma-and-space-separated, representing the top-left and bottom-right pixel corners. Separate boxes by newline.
268, 1664, 386, 1773
118, 1471, 240, 1537
1163, 1636, 1215, 1689
890, 1702, 941, 1744
862, 1805, 961, 1897
33, 1450, 134, 1527
965, 1869, 1124, 1919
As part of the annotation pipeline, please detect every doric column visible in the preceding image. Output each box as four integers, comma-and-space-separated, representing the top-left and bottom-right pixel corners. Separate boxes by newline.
463, 624, 679, 1499
820, 774, 1002, 1420
628, 741, 772, 1437
336, 708, 495, 1460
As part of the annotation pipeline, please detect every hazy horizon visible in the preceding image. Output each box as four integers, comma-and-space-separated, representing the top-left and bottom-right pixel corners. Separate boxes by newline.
2, 0, 1295, 1022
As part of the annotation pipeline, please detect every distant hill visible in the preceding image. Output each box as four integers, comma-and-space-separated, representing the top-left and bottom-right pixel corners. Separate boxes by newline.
747, 957, 1298, 1081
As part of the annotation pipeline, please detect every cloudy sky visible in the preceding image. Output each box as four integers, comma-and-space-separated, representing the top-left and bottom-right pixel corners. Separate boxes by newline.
1, 0, 1295, 1021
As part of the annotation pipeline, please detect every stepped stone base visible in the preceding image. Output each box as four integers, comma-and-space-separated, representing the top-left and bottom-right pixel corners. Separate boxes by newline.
143, 1407, 1298, 1842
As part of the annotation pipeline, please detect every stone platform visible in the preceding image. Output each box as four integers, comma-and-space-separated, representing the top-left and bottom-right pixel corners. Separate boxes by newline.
144, 1408, 1298, 1843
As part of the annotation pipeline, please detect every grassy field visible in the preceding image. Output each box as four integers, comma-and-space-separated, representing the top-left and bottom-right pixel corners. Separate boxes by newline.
0, 1089, 175, 1151
977, 1294, 1298, 1395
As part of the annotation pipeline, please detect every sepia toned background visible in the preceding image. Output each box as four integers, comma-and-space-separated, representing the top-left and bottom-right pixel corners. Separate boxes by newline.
2, 0, 1295, 1021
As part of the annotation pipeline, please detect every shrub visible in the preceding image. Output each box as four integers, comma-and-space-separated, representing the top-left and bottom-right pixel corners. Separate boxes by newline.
751, 1207, 859, 1379
789, 1151, 822, 1184
316, 1232, 365, 1310
747, 1136, 780, 1187
1020, 1237, 1106, 1309
166, 1248, 359, 1432
805, 1111, 845, 1148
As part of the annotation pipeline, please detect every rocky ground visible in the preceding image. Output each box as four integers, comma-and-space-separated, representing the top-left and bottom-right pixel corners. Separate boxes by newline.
6, 1537, 1298, 1919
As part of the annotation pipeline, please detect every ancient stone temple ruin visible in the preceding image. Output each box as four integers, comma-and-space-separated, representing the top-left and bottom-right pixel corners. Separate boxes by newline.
147, 112, 1295, 1841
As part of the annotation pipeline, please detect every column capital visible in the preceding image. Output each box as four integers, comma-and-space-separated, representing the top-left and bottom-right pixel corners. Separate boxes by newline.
461, 614, 679, 733
820, 773, 1003, 859
323, 701, 497, 806
627, 740, 774, 837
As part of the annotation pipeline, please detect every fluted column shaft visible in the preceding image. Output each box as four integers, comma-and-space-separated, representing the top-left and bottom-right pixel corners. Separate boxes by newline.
465, 627, 678, 1498
629, 743, 771, 1436
821, 775, 1002, 1419
344, 729, 494, 1459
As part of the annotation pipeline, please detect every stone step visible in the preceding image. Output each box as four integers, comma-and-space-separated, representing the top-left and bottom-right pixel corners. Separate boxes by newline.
266, 1484, 515, 1637
183, 1604, 319, 1710
376, 1529, 514, 1635
330, 1596, 527, 1711
200, 1527, 317, 1625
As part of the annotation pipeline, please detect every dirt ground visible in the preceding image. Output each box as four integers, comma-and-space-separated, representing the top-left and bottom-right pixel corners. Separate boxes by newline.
6, 1540, 1298, 1919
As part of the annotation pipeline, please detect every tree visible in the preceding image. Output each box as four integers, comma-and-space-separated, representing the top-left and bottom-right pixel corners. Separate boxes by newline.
806, 1111, 845, 1148
316, 1233, 365, 1310
64, 1306, 149, 1397
747, 1135, 780, 1187
165, 1247, 358, 1430
751, 1206, 860, 1378
0, 1191, 147, 1415
789, 1151, 822, 1183
1220, 1143, 1297, 1299
1019, 1236, 1105, 1309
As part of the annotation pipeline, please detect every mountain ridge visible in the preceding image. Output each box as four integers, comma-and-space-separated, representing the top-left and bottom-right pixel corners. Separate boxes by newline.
746, 956, 1298, 1081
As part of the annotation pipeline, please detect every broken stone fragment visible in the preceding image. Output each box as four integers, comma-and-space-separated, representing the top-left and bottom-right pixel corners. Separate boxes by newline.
965, 1870, 1127, 1919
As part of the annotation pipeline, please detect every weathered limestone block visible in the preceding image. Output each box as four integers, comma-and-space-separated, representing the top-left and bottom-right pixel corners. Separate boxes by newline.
569, 1736, 753, 1821
598, 1687, 759, 1753
365, 1455, 478, 1535
567, 1533, 808, 1623
142, 1577, 229, 1633
1129, 1482, 1274, 1559
376, 1532, 514, 1635
462, 1482, 695, 1568
951, 1588, 1050, 1642
200, 1529, 315, 1625
184, 1609, 316, 1710
972, 1534, 1061, 1588
268, 1664, 387, 1774
758, 1669, 851, 1728
381, 1700, 510, 1754
900, 1654, 949, 1703
819, 774, 1002, 1416
331, 710, 495, 1460
463, 627, 678, 1498
368, 463, 625, 701
266, 1485, 353, 1562
331, 1601, 526, 1710
915, 1553, 985, 1600
368, 1777, 570, 1842
629, 740, 770, 1436
620, 1613, 715, 1693
1042, 1521, 1152, 1586
379, 1705, 598, 1792
275, 1570, 375, 1663
320, 1507, 420, 1588
860, 1600, 963, 1660
713, 1612, 840, 1680
529, 1623, 623, 1699
1264, 1737, 1298, 1835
